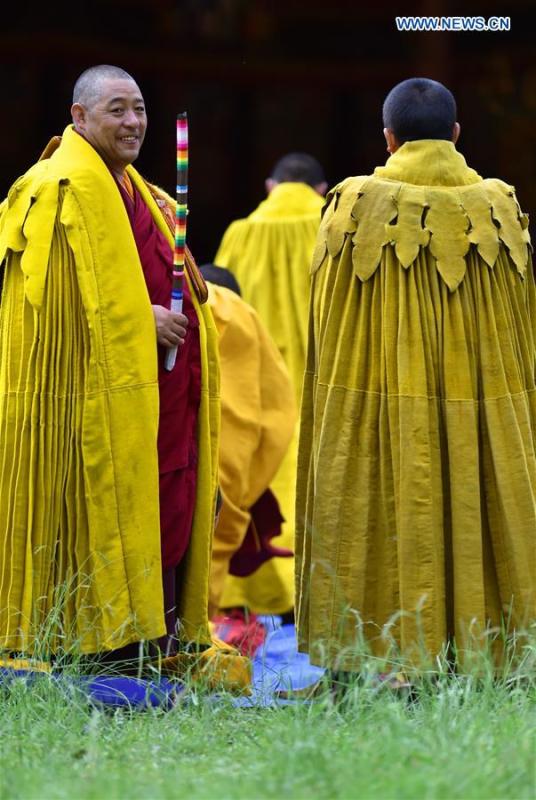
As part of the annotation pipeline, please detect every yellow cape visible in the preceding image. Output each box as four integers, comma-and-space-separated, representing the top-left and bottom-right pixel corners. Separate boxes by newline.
297, 140, 535, 669
206, 283, 296, 613
0, 125, 219, 653
215, 182, 323, 613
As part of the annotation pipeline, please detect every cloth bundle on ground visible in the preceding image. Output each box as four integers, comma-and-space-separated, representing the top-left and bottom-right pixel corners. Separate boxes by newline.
1, 618, 325, 709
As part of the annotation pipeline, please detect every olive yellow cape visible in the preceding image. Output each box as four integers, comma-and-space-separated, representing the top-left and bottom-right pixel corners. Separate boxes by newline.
215, 182, 323, 612
0, 125, 219, 654
206, 284, 296, 613
297, 140, 535, 670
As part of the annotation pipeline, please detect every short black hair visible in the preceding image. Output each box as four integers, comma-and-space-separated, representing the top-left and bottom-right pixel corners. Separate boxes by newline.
382, 78, 457, 143
199, 264, 242, 296
270, 152, 325, 187
73, 65, 137, 108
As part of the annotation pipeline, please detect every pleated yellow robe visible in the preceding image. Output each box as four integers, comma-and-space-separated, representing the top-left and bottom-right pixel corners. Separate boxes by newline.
206, 284, 296, 613
297, 141, 535, 670
0, 126, 220, 654
215, 182, 324, 613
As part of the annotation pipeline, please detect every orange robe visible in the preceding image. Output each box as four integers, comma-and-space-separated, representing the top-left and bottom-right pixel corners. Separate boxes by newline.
207, 284, 296, 614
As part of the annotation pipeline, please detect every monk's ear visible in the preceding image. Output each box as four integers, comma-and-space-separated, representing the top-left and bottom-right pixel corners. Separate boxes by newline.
383, 128, 399, 155
265, 178, 277, 195
452, 122, 461, 144
71, 103, 87, 131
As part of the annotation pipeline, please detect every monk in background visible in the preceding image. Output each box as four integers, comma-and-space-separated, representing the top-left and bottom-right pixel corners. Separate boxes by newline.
200, 265, 295, 654
215, 153, 326, 618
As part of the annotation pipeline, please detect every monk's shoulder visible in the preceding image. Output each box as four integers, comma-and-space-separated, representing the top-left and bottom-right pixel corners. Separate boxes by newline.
0, 160, 71, 238
311, 175, 372, 272
210, 283, 254, 325
222, 217, 250, 238
208, 283, 261, 350
476, 177, 527, 209
5, 160, 55, 198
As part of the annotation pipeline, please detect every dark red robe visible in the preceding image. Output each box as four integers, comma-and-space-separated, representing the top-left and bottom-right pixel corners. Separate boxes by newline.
117, 179, 202, 647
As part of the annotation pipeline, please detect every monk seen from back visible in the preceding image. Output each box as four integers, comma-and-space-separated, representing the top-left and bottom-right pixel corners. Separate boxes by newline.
296, 78, 535, 674
215, 153, 327, 618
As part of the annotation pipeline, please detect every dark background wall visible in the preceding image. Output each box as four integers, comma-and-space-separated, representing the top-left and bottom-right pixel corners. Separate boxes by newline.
0, 0, 534, 262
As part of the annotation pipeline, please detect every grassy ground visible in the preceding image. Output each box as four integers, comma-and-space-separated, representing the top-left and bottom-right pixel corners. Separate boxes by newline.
1, 666, 535, 800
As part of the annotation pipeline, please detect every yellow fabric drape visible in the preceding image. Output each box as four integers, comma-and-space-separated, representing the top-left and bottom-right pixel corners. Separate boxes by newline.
0, 126, 219, 653
206, 283, 295, 613
297, 141, 535, 670
215, 182, 323, 613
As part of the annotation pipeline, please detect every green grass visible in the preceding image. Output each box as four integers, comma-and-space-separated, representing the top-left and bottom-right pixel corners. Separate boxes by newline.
1, 669, 535, 800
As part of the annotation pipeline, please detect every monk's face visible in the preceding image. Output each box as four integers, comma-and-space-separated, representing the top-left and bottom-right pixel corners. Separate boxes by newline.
72, 78, 147, 173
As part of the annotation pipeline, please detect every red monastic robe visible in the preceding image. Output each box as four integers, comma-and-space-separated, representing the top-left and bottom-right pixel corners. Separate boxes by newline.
116, 178, 202, 643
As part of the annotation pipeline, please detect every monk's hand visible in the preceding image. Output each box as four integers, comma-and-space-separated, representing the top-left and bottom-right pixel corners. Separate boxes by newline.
152, 305, 189, 347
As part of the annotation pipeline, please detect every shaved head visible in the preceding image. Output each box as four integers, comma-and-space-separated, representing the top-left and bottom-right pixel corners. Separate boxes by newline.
383, 78, 457, 144
70, 65, 147, 173
270, 153, 325, 187
266, 152, 328, 196
73, 65, 137, 109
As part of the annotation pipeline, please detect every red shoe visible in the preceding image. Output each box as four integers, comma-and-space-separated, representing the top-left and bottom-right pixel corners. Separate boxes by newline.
212, 608, 266, 657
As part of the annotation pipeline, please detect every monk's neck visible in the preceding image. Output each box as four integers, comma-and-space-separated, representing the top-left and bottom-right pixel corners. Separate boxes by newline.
374, 140, 481, 186
112, 168, 127, 186
112, 169, 134, 200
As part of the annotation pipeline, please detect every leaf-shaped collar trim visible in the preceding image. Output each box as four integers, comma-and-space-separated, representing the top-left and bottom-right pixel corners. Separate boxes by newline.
312, 144, 530, 291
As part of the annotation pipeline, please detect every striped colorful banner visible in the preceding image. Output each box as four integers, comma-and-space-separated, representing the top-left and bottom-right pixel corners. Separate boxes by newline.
165, 112, 189, 371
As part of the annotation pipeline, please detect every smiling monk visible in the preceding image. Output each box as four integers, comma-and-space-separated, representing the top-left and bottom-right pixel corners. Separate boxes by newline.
0, 66, 245, 685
